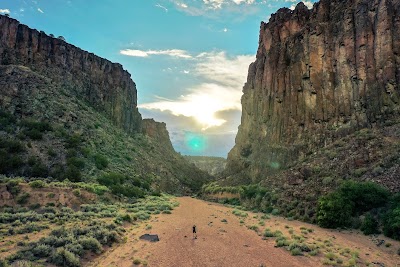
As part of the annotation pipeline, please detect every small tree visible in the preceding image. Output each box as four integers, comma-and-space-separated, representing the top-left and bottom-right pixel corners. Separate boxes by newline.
58, 36, 66, 41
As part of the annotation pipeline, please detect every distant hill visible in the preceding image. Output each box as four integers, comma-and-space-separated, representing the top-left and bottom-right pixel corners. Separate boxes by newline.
184, 156, 226, 176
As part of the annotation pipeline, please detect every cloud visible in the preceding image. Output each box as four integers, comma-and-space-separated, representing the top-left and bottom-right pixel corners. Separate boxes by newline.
139, 51, 254, 130
195, 51, 253, 88
155, 3, 168, 12
288, 0, 314, 10
0, 9, 10, 14
120, 49, 192, 59
170, 0, 262, 17
37, 8, 44, 13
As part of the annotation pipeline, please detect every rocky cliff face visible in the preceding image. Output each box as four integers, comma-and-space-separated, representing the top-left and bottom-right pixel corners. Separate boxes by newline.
225, 0, 400, 183
0, 15, 142, 133
0, 15, 211, 194
142, 119, 174, 152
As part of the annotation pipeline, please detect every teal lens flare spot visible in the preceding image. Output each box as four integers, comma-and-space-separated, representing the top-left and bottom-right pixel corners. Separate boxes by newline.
185, 133, 207, 152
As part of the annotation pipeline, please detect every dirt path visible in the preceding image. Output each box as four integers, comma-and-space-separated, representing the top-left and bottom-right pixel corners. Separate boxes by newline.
90, 197, 319, 267
90, 197, 400, 267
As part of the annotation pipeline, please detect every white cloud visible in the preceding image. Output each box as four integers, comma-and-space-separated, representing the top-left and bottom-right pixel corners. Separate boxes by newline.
155, 3, 168, 12
0, 9, 10, 14
120, 49, 192, 59
176, 2, 188, 8
202, 0, 256, 9
289, 1, 314, 10
139, 51, 254, 130
195, 51, 253, 88
170, 0, 261, 16
223, 28, 228, 32
37, 8, 44, 13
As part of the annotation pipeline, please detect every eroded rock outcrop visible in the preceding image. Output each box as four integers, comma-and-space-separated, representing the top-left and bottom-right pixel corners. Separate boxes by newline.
0, 15, 142, 133
225, 0, 400, 183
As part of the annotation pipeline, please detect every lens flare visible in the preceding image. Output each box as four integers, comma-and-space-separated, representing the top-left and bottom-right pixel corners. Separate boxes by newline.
185, 132, 208, 153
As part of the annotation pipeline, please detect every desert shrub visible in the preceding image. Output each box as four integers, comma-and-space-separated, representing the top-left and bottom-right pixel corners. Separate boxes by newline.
275, 236, 290, 247
232, 209, 248, 217
20, 120, 52, 140
65, 134, 82, 149
94, 154, 108, 170
67, 157, 85, 170
65, 242, 84, 256
16, 193, 30, 205
29, 180, 46, 188
31, 244, 52, 257
63, 166, 82, 182
49, 248, 80, 267
72, 189, 81, 197
0, 138, 25, 175
0, 138, 24, 153
16, 222, 48, 234
6, 180, 21, 195
290, 247, 302, 256
111, 184, 144, 198
30, 162, 49, 177
0, 259, 9, 267
360, 213, 379, 235
135, 211, 150, 220
0, 109, 16, 130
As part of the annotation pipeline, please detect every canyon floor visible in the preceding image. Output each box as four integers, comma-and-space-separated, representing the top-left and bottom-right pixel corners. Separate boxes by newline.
89, 197, 400, 267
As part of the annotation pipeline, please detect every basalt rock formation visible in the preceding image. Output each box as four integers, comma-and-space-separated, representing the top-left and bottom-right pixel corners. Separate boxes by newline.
0, 15, 142, 134
0, 15, 211, 194
224, 0, 400, 185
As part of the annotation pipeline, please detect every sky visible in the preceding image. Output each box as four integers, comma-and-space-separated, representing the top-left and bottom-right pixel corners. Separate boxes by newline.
1, 0, 317, 157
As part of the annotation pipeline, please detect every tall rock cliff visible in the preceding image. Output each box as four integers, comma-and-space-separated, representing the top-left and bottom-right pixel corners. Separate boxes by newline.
0, 15, 142, 133
224, 0, 400, 184
0, 15, 211, 194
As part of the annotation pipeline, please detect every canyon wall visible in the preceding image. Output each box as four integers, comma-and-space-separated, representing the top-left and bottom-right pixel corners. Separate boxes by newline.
224, 0, 400, 183
0, 15, 142, 134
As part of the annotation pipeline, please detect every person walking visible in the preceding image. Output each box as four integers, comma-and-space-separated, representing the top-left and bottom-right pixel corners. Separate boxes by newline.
192, 225, 197, 239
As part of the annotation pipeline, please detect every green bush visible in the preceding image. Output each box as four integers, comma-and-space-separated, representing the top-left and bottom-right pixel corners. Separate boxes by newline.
30, 162, 49, 178
0, 109, 16, 130
67, 157, 85, 170
360, 213, 379, 235
317, 193, 353, 228
29, 180, 46, 188
94, 154, 108, 170
65, 134, 83, 149
6, 180, 21, 195
383, 206, 400, 240
49, 248, 80, 267
63, 166, 82, 182
32, 244, 52, 257
16, 193, 30, 205
317, 181, 390, 228
78, 237, 102, 254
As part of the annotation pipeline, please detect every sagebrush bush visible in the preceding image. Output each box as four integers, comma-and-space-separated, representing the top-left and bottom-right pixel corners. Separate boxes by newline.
50, 248, 80, 267
29, 180, 46, 188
